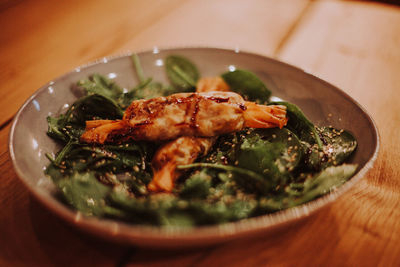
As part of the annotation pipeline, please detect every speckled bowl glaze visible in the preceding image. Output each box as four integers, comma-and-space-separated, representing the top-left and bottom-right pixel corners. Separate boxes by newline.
9, 47, 379, 248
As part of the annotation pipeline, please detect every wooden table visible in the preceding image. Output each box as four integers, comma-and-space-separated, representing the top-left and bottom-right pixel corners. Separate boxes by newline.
1, 0, 400, 266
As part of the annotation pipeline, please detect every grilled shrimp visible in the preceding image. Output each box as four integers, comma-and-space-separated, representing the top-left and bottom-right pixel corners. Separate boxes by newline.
148, 77, 225, 192
80, 91, 288, 144
147, 136, 216, 192
80, 80, 288, 193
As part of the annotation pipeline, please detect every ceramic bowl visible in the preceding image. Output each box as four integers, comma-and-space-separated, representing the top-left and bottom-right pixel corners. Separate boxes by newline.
9, 47, 379, 247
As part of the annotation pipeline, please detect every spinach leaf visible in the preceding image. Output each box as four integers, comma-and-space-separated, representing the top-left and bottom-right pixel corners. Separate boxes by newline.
255, 195, 288, 213
302, 127, 357, 171
177, 163, 270, 195
109, 189, 178, 225
160, 211, 197, 227
297, 164, 358, 204
268, 101, 323, 149
45, 162, 66, 184
318, 127, 357, 168
235, 128, 303, 193
166, 55, 199, 91
256, 164, 358, 213
46, 114, 85, 142
53, 139, 78, 165
179, 199, 257, 225
120, 78, 152, 107
77, 55, 179, 109
124, 81, 176, 103
78, 74, 123, 101
250, 128, 304, 174
109, 189, 241, 227
46, 94, 118, 142
131, 53, 146, 83
46, 115, 70, 142
236, 136, 283, 193
179, 170, 212, 200
46, 94, 122, 147
120, 55, 178, 105
65, 143, 152, 173
202, 131, 244, 166
221, 69, 271, 103
226, 199, 257, 221
70, 94, 124, 123
56, 172, 111, 216
268, 101, 323, 171
61, 141, 154, 183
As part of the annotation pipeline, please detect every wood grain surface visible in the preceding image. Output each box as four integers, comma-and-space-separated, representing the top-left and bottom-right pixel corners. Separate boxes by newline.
279, 2, 400, 265
0, 0, 309, 126
1, 0, 400, 266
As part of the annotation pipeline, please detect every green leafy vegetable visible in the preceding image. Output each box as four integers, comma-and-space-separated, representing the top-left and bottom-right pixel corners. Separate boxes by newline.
119, 55, 177, 103
78, 73, 123, 100
46, 94, 123, 147
301, 126, 357, 171
318, 127, 357, 168
256, 164, 358, 212
178, 163, 272, 196
45, 54, 358, 227
297, 164, 358, 203
221, 69, 271, 103
235, 128, 303, 192
179, 171, 212, 199
132, 53, 146, 83
77, 55, 176, 108
124, 81, 175, 102
269, 101, 322, 148
56, 172, 111, 216
166, 55, 199, 91
68, 94, 124, 122
46, 115, 71, 142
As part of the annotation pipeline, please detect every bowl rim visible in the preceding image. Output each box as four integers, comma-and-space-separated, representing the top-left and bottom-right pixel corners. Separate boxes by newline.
8, 46, 380, 245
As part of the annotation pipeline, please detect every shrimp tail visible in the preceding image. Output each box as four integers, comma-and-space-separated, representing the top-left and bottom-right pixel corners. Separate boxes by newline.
148, 162, 177, 192
196, 77, 230, 92
243, 102, 288, 129
80, 120, 127, 144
